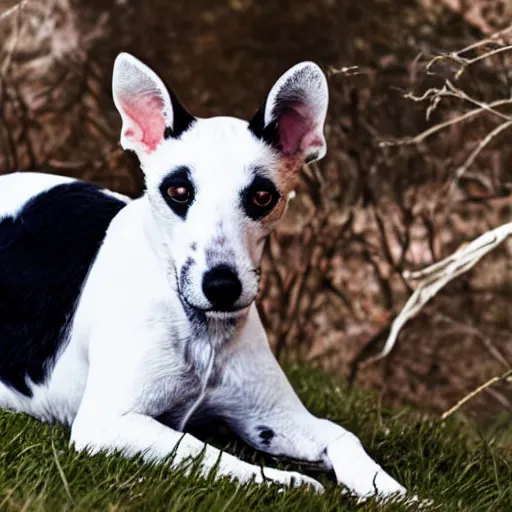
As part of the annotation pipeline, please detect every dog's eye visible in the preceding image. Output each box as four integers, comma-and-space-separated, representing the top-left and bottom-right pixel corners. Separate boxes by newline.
159, 167, 195, 219
167, 186, 192, 204
241, 175, 280, 221
252, 191, 273, 208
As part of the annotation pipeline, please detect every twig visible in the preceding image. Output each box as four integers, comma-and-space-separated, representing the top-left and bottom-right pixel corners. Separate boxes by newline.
382, 27, 512, 158
0, 0, 26, 23
327, 65, 361, 77
454, 45, 512, 79
401, 82, 512, 123
428, 45, 512, 80
484, 387, 512, 412
441, 370, 512, 420
379, 98, 512, 148
1, 0, 26, 77
436, 313, 512, 370
426, 24, 512, 74
457, 24, 512, 53
363, 222, 512, 365
452, 119, 512, 183
444, 80, 512, 122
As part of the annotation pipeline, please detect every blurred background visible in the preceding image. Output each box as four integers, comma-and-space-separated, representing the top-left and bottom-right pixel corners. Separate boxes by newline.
0, 0, 511, 440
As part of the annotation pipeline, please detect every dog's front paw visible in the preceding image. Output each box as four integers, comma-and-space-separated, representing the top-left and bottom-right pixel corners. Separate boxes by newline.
327, 434, 407, 499
256, 467, 324, 493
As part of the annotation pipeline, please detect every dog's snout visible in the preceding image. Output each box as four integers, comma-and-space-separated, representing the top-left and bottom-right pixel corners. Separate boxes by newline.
202, 265, 242, 311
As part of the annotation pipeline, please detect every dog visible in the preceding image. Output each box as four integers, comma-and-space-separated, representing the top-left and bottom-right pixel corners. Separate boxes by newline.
0, 53, 408, 501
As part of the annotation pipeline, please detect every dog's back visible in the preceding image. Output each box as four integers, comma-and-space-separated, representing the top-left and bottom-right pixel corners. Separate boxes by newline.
0, 173, 128, 421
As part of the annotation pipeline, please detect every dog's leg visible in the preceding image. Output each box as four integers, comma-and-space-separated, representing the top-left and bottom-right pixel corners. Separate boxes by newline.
204, 308, 407, 501
69, 333, 323, 492
71, 410, 323, 491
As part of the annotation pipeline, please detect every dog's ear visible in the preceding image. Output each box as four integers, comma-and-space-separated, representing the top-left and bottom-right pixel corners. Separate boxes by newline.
249, 62, 328, 164
112, 53, 195, 155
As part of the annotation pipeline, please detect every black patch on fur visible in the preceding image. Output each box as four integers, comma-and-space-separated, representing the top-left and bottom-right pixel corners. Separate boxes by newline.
305, 151, 319, 164
257, 426, 275, 446
181, 301, 208, 344
159, 167, 195, 219
240, 173, 280, 221
0, 182, 126, 396
161, 82, 196, 139
205, 228, 235, 270
248, 99, 279, 148
163, 126, 174, 139
175, 256, 208, 348
179, 257, 195, 294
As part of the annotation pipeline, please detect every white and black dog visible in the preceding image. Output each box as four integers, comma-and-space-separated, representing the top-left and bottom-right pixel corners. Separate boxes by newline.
0, 53, 408, 500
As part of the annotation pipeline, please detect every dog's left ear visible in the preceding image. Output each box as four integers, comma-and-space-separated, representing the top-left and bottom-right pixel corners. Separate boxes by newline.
249, 62, 328, 164
112, 52, 195, 156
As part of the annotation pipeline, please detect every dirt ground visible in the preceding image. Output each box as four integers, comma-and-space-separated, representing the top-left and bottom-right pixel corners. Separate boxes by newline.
0, 0, 511, 438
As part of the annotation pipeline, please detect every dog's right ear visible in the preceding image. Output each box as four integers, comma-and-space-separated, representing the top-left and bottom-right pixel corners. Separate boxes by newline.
112, 53, 195, 156
248, 62, 328, 166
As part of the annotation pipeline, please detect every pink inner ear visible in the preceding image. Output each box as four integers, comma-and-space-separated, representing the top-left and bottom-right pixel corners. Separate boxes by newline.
278, 108, 311, 155
278, 105, 323, 156
119, 93, 166, 153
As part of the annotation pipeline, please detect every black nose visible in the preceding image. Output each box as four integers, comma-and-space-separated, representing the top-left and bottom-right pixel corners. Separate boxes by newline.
202, 265, 242, 311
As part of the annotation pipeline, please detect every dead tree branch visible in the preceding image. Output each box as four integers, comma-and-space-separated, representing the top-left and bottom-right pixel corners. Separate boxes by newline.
441, 369, 512, 420
365, 222, 512, 365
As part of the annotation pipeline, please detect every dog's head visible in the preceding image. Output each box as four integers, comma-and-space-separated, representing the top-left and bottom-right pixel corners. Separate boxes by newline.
112, 53, 328, 319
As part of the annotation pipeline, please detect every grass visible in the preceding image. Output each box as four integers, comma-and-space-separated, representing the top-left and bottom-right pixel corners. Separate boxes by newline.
0, 365, 511, 511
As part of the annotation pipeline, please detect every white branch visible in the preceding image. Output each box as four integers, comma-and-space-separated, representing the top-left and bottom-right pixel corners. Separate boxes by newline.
365, 222, 512, 364
0, 0, 26, 23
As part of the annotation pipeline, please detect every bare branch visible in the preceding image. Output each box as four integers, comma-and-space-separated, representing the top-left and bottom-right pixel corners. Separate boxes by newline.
0, 0, 26, 23
379, 98, 512, 148
452, 119, 512, 182
441, 369, 512, 420
364, 222, 512, 364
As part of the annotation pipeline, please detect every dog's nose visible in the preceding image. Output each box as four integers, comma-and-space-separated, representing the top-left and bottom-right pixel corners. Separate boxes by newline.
202, 265, 242, 311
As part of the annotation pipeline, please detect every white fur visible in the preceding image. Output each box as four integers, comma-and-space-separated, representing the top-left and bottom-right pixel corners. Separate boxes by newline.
0, 172, 74, 219
0, 53, 410, 502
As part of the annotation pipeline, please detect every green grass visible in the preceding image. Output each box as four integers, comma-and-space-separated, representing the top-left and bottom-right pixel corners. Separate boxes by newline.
0, 366, 511, 511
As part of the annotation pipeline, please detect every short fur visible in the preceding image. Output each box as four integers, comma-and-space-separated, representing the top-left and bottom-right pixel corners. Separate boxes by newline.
0, 182, 126, 396
0, 54, 410, 501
